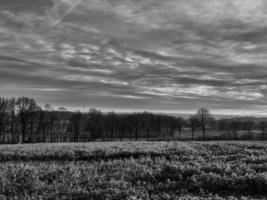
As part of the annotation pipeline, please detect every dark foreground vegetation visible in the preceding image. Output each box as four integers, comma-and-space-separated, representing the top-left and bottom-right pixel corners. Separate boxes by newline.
0, 141, 266, 199
0, 97, 267, 144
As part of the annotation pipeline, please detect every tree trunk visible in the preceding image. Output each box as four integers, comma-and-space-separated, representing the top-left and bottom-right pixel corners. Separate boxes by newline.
120, 129, 124, 141
202, 125, 205, 140
30, 115, 34, 143
129, 130, 132, 141
21, 126, 26, 143
110, 125, 114, 141
135, 128, 138, 141
11, 110, 15, 143
146, 128, 150, 140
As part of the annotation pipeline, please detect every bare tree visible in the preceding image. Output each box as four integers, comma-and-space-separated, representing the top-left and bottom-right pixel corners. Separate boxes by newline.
133, 114, 141, 141
29, 100, 41, 143
155, 115, 161, 138
177, 117, 184, 138
9, 98, 16, 143
196, 108, 212, 139
189, 115, 198, 140
141, 112, 153, 140
106, 112, 116, 140
38, 110, 45, 142
16, 97, 39, 143
0, 98, 9, 142
86, 108, 103, 141
243, 119, 254, 139
257, 120, 267, 139
59, 107, 67, 112
118, 115, 126, 141
229, 119, 240, 139
69, 112, 83, 142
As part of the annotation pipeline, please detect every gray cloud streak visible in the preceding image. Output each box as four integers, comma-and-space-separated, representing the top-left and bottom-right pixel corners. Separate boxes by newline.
0, 0, 267, 114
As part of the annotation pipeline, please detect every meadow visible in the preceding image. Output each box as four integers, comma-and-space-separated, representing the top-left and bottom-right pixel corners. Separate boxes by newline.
0, 141, 266, 200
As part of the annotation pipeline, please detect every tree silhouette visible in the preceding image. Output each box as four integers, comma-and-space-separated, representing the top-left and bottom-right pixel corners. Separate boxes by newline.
16, 97, 40, 143
257, 120, 267, 139
189, 115, 198, 140
196, 108, 212, 139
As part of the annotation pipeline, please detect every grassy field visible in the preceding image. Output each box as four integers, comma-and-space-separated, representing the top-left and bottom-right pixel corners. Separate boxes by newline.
0, 141, 267, 200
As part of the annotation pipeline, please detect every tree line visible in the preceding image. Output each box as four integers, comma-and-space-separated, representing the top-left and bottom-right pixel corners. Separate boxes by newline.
0, 97, 266, 144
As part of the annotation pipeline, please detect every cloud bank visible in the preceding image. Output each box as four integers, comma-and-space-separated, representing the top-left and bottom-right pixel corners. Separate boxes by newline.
0, 0, 267, 114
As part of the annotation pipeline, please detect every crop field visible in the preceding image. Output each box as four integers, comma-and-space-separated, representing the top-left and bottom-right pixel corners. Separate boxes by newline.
0, 141, 267, 200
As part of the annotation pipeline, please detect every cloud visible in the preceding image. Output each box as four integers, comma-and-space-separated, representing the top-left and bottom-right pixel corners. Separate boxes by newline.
0, 0, 267, 114
49, 0, 84, 26
0, 0, 54, 15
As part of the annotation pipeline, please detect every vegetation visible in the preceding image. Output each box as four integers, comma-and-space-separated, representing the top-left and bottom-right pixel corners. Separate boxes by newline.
0, 141, 266, 199
0, 97, 267, 144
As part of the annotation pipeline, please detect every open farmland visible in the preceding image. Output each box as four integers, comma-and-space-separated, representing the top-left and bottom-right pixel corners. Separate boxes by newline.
0, 141, 267, 200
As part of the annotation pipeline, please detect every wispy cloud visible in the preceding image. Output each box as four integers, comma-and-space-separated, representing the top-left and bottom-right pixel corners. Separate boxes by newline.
49, 0, 84, 26
0, 0, 267, 114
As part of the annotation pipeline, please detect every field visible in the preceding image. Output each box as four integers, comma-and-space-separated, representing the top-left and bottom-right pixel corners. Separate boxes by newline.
0, 142, 267, 200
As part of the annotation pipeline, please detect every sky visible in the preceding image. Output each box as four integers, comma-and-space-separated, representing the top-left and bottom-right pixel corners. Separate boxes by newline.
1, 0, 267, 115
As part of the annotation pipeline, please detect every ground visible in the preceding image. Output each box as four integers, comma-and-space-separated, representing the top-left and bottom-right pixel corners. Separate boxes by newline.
0, 141, 266, 200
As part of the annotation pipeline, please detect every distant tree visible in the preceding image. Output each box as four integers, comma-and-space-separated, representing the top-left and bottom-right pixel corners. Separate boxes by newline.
243, 119, 254, 139
189, 115, 198, 140
42, 104, 57, 142
217, 119, 227, 132
59, 107, 67, 112
117, 115, 126, 140
155, 115, 162, 138
4, 95, 267, 144
69, 112, 83, 142
217, 119, 232, 139
86, 108, 103, 141
49, 111, 58, 142
177, 117, 184, 138
127, 114, 141, 141
166, 117, 176, 137
38, 110, 45, 142
229, 119, 241, 139
28, 101, 41, 143
9, 98, 17, 143
257, 120, 267, 139
106, 112, 116, 140
196, 108, 212, 139
44, 104, 53, 111
54, 113, 69, 142
0, 98, 9, 141
125, 115, 135, 141
16, 97, 40, 143
141, 112, 154, 140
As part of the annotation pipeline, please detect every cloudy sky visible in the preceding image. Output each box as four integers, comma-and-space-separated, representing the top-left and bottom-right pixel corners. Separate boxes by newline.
1, 0, 267, 115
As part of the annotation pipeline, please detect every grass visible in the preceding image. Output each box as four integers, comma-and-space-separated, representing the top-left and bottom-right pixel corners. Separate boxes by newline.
0, 141, 266, 199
